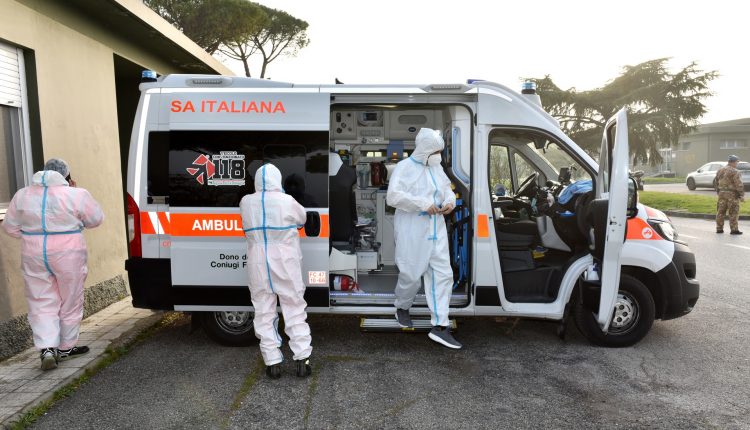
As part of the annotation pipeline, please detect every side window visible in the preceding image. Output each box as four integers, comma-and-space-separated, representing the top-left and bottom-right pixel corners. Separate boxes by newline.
699, 163, 710, 172
0, 106, 23, 209
513, 152, 536, 190
265, 144, 317, 207
159, 130, 328, 208
489, 145, 512, 195
709, 164, 720, 172
147, 132, 169, 197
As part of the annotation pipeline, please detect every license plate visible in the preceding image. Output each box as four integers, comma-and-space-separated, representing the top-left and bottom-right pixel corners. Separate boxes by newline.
307, 271, 327, 285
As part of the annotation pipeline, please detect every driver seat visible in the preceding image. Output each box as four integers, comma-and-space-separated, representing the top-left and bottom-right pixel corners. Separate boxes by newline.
495, 220, 539, 250
496, 220, 538, 236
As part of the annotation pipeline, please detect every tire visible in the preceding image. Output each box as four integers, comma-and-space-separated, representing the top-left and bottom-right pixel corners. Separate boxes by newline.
686, 178, 696, 190
574, 274, 655, 347
200, 311, 257, 346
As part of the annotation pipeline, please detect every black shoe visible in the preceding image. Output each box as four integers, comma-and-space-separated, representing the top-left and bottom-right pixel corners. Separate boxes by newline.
428, 326, 462, 349
395, 308, 413, 328
40, 348, 58, 371
266, 364, 282, 379
716, 229, 724, 233
730, 230, 743, 235
57, 345, 90, 361
295, 358, 312, 377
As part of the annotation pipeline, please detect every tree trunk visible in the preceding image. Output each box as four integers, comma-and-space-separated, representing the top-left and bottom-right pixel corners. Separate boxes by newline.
260, 60, 268, 79
243, 60, 251, 78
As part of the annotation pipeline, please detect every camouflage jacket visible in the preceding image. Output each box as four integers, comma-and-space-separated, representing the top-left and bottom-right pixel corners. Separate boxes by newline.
716, 165, 744, 198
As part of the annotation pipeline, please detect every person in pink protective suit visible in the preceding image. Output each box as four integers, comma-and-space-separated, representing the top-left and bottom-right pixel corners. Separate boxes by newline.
240, 163, 312, 379
1, 159, 103, 370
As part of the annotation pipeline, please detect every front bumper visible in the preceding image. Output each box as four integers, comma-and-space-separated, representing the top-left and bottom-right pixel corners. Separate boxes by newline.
656, 241, 700, 320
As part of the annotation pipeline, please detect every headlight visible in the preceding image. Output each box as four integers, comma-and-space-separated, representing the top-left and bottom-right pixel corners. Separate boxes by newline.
648, 219, 679, 242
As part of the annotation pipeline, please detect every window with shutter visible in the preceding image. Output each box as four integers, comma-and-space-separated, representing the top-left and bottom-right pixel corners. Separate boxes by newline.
0, 41, 32, 216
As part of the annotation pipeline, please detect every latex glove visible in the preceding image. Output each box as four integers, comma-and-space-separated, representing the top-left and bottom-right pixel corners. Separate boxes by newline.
440, 203, 455, 214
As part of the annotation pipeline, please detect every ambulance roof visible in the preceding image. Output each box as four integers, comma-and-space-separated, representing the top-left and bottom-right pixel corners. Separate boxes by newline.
142, 74, 558, 128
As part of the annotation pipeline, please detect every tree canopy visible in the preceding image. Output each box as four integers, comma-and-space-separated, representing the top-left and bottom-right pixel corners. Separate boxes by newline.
220, 4, 309, 78
145, 0, 309, 78
529, 58, 717, 165
144, 0, 253, 54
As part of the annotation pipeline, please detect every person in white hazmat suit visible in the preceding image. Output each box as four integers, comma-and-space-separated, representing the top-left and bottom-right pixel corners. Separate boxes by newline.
2, 159, 103, 370
240, 163, 313, 378
387, 128, 462, 349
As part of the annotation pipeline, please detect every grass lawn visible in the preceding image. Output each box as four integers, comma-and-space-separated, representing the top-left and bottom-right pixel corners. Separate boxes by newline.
642, 177, 686, 184
639, 191, 750, 215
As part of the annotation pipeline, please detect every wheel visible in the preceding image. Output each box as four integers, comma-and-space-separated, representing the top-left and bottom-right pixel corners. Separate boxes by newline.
200, 311, 257, 346
686, 177, 696, 190
574, 274, 655, 347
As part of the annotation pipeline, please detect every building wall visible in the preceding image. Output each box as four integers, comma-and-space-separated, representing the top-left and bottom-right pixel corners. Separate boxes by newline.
674, 136, 709, 177
676, 130, 750, 176
0, 0, 229, 358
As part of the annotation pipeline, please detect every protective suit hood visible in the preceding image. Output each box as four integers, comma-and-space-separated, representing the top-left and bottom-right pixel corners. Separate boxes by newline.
32, 171, 69, 187
255, 164, 283, 192
411, 128, 444, 164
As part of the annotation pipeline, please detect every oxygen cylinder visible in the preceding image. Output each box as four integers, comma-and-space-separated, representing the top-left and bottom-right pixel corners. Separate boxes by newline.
331, 275, 359, 292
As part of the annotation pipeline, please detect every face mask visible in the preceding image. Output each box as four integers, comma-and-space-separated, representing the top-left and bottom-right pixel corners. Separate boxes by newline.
427, 154, 441, 167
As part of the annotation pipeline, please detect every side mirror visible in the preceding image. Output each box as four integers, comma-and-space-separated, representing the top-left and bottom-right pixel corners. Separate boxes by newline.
696, 169, 702, 173
627, 177, 638, 218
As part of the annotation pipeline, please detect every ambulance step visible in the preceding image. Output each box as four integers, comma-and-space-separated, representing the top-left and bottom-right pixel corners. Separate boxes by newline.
359, 317, 457, 332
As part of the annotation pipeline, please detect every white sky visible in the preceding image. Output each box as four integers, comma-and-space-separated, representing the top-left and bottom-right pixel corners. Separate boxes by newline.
221, 0, 749, 124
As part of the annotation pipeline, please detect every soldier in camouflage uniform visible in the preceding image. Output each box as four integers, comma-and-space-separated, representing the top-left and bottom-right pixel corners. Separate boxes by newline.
715, 155, 745, 234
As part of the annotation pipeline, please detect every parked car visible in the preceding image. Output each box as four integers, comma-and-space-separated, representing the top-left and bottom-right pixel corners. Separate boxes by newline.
686, 161, 750, 190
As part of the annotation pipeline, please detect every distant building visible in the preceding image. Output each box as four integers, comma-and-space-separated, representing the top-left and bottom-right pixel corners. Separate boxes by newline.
674, 118, 750, 176
632, 118, 750, 177
0, 0, 233, 359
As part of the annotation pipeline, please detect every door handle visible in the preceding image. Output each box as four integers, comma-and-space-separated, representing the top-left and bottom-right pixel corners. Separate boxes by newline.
305, 211, 321, 237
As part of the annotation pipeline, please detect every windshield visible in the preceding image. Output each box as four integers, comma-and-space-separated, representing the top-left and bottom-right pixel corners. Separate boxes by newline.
526, 141, 590, 183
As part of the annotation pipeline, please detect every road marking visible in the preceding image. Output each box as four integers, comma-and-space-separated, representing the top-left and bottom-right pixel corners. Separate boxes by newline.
679, 234, 698, 239
725, 244, 750, 251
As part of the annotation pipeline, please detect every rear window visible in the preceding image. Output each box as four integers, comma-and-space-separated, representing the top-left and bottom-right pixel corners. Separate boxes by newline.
738, 162, 750, 170
146, 130, 328, 208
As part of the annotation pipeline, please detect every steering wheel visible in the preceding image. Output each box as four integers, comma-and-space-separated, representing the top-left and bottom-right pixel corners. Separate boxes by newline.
515, 172, 539, 198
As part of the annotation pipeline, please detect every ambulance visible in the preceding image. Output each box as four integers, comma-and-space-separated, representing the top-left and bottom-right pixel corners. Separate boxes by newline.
125, 74, 699, 348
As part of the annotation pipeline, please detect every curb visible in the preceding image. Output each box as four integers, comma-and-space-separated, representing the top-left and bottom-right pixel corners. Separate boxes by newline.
662, 210, 750, 221
0, 308, 164, 429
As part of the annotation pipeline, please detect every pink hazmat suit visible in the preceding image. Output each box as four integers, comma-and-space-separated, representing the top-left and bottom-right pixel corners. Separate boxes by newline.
2, 170, 103, 350
240, 164, 312, 365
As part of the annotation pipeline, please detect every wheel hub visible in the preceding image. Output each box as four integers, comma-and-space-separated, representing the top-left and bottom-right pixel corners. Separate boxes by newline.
214, 311, 253, 333
610, 292, 639, 333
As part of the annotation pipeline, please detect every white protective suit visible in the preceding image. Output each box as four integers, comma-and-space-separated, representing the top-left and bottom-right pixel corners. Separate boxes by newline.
2, 170, 104, 349
240, 164, 312, 365
387, 128, 456, 327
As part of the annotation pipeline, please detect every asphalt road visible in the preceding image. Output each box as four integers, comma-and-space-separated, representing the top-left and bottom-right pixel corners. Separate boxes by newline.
30, 217, 750, 429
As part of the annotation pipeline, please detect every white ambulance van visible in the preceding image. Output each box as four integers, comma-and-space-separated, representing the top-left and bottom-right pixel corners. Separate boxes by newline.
125, 75, 699, 347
